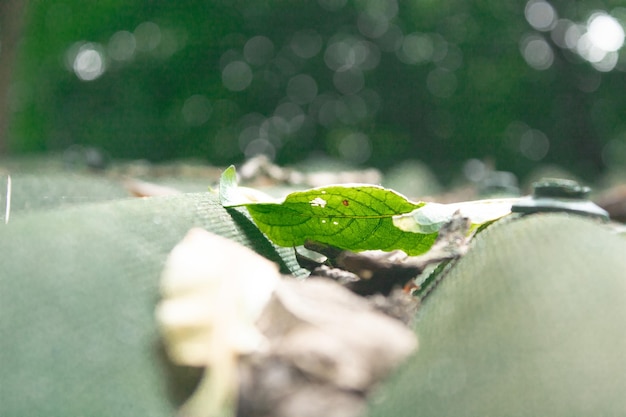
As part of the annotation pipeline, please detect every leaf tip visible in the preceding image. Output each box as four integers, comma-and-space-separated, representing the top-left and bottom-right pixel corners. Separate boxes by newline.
219, 165, 239, 206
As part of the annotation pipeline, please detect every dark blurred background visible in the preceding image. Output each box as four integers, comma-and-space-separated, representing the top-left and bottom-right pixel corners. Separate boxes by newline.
1, 0, 626, 184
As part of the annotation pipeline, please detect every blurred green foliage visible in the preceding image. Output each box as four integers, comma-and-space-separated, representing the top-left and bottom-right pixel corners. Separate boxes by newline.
5, 0, 626, 182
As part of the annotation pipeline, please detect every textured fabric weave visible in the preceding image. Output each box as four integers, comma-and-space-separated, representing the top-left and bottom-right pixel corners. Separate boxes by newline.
0, 172, 303, 417
2, 166, 625, 416
369, 213, 626, 416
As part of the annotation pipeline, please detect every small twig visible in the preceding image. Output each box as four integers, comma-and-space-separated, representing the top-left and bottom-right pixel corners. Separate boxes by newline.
5, 174, 11, 224
310, 264, 361, 286
123, 177, 182, 197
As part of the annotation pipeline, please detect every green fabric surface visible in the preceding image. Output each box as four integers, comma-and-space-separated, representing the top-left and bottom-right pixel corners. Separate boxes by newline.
5, 172, 131, 214
0, 157, 125, 215
2, 164, 625, 416
0, 190, 304, 417
369, 213, 626, 417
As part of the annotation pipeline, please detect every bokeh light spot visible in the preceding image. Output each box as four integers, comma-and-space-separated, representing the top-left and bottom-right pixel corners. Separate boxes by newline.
290, 30, 323, 59
287, 74, 319, 104
430, 34, 450, 63
275, 102, 303, 120
243, 36, 275, 66
601, 137, 626, 168
222, 61, 253, 91
592, 51, 619, 72
315, 95, 340, 127
376, 24, 404, 52
525, 0, 557, 31
564, 23, 584, 49
463, 159, 488, 182
577, 34, 607, 63
239, 124, 262, 151
520, 128, 550, 160
398, 33, 434, 64
333, 68, 365, 95
550, 19, 574, 49
359, 41, 381, 70
274, 102, 306, 133
561, 11, 625, 70
107, 31, 136, 61
587, 13, 625, 52
182, 95, 212, 126
72, 43, 106, 81
325, 37, 369, 71
134, 21, 161, 52
153, 27, 185, 60
323, 36, 380, 72
245, 139, 276, 160
220, 49, 244, 71
521, 34, 554, 70
337, 132, 371, 163
358, 12, 389, 39
261, 116, 288, 143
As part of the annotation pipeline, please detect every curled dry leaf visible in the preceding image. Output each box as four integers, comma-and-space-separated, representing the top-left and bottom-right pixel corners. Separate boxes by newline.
157, 228, 418, 417
238, 278, 418, 417
261, 279, 417, 389
156, 228, 280, 417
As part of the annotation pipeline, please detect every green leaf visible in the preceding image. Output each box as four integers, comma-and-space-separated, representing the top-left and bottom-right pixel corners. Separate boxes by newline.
220, 166, 514, 256
221, 167, 437, 255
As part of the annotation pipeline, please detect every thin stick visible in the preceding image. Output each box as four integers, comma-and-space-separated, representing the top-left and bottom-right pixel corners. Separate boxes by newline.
5, 174, 11, 224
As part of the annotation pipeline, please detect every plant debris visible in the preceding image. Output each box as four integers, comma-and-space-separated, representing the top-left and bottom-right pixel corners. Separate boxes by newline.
237, 278, 417, 417
238, 154, 382, 187
123, 178, 182, 197
220, 165, 512, 256
304, 211, 472, 297
156, 228, 281, 417
157, 229, 418, 417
